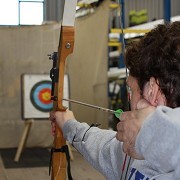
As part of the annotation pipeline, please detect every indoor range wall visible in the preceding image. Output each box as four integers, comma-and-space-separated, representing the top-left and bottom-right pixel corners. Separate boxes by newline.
0, 0, 110, 148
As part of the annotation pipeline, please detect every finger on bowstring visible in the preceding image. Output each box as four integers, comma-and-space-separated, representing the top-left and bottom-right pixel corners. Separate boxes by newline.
122, 140, 132, 155
116, 120, 126, 132
116, 131, 123, 141
116, 131, 127, 142
119, 111, 130, 121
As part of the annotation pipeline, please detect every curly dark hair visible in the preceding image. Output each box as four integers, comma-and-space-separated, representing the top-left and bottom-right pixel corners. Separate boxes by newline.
125, 21, 180, 108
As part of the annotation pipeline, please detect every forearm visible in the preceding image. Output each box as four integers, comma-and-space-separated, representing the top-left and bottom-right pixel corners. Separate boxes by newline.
63, 119, 124, 179
136, 106, 180, 172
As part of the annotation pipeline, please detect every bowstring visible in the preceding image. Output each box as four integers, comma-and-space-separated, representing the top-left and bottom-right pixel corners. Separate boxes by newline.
118, 1, 132, 179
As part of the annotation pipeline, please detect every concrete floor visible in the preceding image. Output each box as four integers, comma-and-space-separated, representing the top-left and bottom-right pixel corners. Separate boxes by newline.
0, 148, 105, 180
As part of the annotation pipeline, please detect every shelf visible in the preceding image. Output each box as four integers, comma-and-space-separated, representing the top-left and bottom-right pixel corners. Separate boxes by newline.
109, 3, 120, 9
108, 67, 128, 79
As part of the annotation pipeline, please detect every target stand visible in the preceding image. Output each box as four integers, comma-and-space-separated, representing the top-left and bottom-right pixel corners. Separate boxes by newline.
14, 74, 74, 162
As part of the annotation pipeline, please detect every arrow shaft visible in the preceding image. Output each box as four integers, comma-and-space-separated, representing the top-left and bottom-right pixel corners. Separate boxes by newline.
62, 98, 115, 114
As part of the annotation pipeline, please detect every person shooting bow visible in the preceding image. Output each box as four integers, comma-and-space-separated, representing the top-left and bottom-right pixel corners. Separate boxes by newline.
50, 21, 180, 180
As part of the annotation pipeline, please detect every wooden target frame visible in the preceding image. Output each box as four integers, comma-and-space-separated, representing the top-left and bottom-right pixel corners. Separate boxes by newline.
21, 74, 70, 120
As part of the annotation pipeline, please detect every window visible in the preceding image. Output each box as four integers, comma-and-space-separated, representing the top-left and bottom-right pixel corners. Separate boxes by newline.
0, 0, 44, 25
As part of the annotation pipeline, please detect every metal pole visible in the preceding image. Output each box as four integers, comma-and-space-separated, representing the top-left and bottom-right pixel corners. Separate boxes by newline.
120, 0, 125, 29
164, 0, 171, 22
119, 0, 125, 68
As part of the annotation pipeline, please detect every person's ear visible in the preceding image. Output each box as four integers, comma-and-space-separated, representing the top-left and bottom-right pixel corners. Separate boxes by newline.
143, 77, 159, 106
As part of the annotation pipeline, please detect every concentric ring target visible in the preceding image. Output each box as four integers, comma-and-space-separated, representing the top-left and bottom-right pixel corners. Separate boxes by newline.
30, 80, 53, 112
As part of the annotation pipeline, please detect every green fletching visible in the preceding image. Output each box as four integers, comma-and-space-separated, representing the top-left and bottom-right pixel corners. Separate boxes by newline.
114, 109, 123, 118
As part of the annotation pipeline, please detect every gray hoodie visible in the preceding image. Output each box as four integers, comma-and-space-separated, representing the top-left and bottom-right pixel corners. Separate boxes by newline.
63, 106, 179, 179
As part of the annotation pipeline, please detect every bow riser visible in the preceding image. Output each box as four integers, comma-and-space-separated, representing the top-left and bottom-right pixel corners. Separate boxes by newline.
57, 26, 75, 111
51, 26, 75, 180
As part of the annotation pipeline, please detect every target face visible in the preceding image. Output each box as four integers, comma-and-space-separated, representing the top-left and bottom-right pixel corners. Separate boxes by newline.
22, 74, 69, 119
30, 81, 53, 112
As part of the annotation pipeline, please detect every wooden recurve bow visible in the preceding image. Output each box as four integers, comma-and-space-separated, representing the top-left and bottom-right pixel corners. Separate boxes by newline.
49, 1, 77, 179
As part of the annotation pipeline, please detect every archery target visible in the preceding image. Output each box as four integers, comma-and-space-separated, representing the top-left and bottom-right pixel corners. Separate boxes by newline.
30, 80, 52, 112
22, 74, 69, 119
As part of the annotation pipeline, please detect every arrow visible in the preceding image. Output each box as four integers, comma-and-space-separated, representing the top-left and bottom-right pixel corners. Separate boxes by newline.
62, 98, 123, 118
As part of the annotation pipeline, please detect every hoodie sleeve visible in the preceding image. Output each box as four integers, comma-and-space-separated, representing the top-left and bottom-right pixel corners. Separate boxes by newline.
62, 119, 125, 180
135, 106, 180, 174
